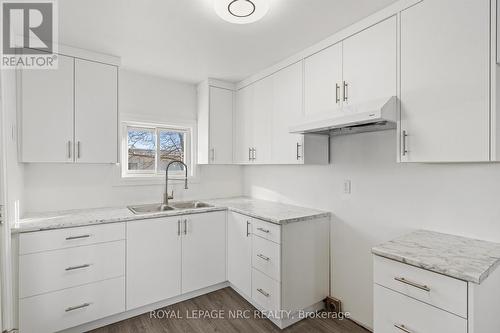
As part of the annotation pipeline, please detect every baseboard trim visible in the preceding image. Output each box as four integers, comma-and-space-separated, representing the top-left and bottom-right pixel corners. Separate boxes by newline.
60, 282, 229, 333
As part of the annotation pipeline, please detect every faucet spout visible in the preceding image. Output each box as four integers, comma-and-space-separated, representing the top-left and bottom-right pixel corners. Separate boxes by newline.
163, 160, 189, 207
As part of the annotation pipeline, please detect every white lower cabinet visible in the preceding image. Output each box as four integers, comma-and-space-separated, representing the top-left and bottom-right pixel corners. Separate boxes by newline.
228, 212, 330, 329
20, 277, 125, 333
181, 211, 227, 293
126, 211, 226, 309
373, 255, 500, 333
17, 223, 126, 333
126, 216, 182, 309
374, 284, 467, 333
227, 211, 252, 297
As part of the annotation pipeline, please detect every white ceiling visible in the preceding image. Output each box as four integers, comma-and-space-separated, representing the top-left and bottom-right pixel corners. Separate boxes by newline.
59, 0, 398, 83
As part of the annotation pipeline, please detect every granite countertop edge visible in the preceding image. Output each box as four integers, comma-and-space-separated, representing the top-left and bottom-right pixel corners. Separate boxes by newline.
12, 198, 331, 234
371, 230, 500, 285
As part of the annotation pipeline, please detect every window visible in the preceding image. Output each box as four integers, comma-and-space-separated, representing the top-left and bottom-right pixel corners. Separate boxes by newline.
123, 123, 192, 178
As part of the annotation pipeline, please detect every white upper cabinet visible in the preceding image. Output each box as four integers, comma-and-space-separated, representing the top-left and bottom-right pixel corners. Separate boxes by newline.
271, 62, 304, 164
74, 59, 118, 164
343, 16, 397, 106
234, 84, 254, 163
20, 51, 119, 164
251, 76, 273, 164
197, 82, 234, 165
20, 55, 74, 163
304, 43, 343, 116
400, 0, 490, 162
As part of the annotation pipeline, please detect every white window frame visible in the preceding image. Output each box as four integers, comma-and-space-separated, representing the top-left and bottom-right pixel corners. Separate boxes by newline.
121, 121, 194, 180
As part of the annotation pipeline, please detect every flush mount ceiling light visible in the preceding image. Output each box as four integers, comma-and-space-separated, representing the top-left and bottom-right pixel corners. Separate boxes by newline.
214, 0, 269, 24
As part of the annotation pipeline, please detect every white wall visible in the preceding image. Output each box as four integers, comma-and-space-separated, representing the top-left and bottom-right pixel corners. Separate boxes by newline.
23, 70, 242, 212
242, 130, 500, 329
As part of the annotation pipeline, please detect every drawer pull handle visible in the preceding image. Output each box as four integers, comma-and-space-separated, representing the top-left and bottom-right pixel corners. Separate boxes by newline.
246, 221, 251, 237
65, 264, 91, 271
257, 254, 270, 261
65, 235, 90, 240
256, 227, 270, 233
257, 288, 270, 297
394, 277, 430, 292
65, 302, 91, 312
394, 324, 413, 333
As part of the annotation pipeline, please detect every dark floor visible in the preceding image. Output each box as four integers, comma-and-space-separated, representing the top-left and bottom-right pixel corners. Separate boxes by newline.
88, 287, 369, 333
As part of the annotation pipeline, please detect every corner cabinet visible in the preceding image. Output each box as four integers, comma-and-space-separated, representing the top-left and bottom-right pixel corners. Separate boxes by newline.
197, 81, 234, 164
233, 62, 329, 165
20, 53, 118, 163
399, 0, 491, 162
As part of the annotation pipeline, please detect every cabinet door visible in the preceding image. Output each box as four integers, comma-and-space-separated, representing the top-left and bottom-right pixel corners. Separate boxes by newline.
304, 42, 343, 117
400, 0, 490, 162
209, 87, 233, 164
234, 85, 254, 163
343, 16, 397, 106
181, 211, 226, 294
271, 62, 304, 164
227, 212, 252, 297
126, 217, 181, 310
20, 55, 74, 162
74, 59, 118, 163
252, 77, 272, 164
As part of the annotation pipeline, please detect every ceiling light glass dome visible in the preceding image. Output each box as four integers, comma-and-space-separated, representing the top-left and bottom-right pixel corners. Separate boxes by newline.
214, 0, 270, 24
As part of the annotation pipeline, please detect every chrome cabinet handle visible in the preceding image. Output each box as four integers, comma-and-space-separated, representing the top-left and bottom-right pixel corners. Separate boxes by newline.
68, 141, 72, 159
183, 219, 188, 235
257, 254, 270, 261
343, 81, 348, 102
177, 220, 181, 236
394, 277, 430, 292
394, 324, 413, 333
256, 227, 270, 233
210, 148, 216, 162
65, 303, 91, 312
77, 141, 81, 159
402, 130, 408, 156
335, 83, 340, 103
246, 221, 251, 237
65, 234, 90, 241
252, 148, 256, 161
296, 142, 302, 160
65, 264, 90, 271
257, 288, 270, 297
248, 148, 252, 161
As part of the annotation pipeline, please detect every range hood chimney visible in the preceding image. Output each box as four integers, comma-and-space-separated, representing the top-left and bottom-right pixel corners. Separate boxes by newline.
290, 96, 397, 136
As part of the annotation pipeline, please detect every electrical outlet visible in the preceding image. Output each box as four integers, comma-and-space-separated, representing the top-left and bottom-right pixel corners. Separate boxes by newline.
343, 180, 351, 194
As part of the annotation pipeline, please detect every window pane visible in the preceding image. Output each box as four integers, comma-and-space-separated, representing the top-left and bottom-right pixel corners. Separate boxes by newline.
128, 128, 156, 171
158, 130, 185, 172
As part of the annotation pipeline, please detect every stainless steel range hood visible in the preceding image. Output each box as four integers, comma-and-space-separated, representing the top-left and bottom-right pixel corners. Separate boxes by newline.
290, 96, 397, 136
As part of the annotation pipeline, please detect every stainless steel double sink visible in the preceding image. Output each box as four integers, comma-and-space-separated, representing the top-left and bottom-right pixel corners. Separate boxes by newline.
127, 200, 214, 215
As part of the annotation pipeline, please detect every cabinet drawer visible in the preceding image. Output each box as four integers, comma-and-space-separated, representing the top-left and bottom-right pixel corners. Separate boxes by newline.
19, 222, 126, 254
374, 255, 467, 318
20, 240, 125, 298
19, 277, 125, 333
374, 284, 467, 333
252, 235, 281, 281
252, 219, 281, 244
252, 268, 281, 313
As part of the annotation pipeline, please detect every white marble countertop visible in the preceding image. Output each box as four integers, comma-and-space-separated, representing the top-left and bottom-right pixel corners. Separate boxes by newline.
372, 230, 500, 284
13, 197, 330, 233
